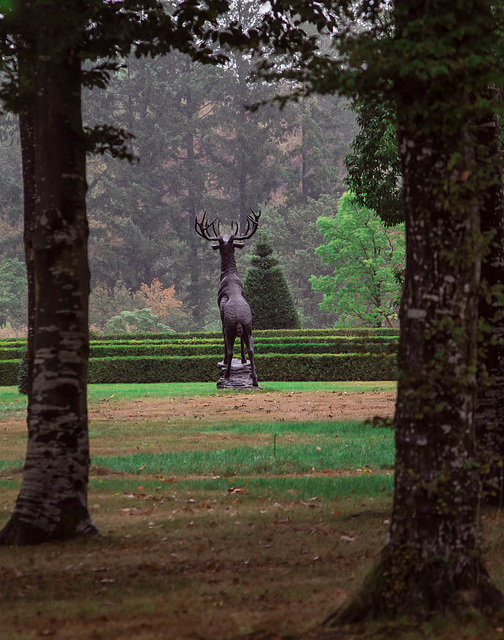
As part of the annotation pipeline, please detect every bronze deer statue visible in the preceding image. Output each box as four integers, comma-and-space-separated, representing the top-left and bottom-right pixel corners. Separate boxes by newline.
195, 210, 261, 387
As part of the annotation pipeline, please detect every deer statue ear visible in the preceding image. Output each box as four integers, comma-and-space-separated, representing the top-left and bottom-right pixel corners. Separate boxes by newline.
234, 241, 245, 249
212, 244, 220, 251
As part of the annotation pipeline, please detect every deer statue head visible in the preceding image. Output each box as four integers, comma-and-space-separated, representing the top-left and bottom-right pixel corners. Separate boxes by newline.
194, 210, 261, 261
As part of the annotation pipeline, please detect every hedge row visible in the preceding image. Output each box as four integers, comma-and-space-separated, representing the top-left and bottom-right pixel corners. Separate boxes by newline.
0, 328, 400, 385
89, 353, 396, 383
90, 341, 397, 358
0, 359, 18, 386
93, 339, 396, 358
0, 335, 399, 360
90, 327, 399, 342
0, 352, 396, 386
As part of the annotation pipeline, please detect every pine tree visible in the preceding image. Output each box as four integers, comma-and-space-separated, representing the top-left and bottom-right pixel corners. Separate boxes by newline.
244, 234, 300, 330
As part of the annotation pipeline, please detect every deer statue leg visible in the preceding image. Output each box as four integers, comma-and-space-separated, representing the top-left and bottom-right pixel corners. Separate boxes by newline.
225, 330, 236, 379
222, 329, 229, 369
241, 337, 246, 364
243, 334, 258, 387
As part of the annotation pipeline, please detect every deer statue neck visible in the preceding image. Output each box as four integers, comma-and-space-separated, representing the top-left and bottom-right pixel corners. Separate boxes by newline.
218, 242, 239, 279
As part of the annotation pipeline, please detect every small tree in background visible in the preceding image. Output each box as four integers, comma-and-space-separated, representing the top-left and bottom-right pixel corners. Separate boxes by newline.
134, 278, 186, 329
89, 278, 186, 332
244, 234, 301, 330
311, 192, 405, 328
89, 281, 135, 331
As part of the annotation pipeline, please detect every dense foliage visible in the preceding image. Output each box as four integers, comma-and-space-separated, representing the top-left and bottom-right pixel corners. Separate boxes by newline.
311, 192, 405, 328
0, 26, 355, 334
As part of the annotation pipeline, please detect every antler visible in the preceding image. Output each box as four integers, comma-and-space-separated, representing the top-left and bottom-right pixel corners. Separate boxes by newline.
233, 209, 261, 241
194, 212, 221, 242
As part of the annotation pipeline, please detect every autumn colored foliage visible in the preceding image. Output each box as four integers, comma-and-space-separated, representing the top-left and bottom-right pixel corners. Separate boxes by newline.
137, 278, 184, 323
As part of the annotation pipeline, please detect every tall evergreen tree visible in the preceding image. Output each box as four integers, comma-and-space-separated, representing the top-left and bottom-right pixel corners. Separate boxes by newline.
244, 233, 300, 329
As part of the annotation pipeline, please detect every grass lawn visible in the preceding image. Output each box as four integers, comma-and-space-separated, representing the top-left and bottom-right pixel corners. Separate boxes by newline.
1, 381, 503, 640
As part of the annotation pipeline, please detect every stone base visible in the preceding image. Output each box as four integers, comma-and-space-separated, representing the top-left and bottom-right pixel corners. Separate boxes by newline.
217, 358, 260, 390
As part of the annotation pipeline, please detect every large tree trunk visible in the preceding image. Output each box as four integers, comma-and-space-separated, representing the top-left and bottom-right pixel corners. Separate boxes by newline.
329, 120, 503, 623
475, 88, 504, 502
326, 0, 503, 622
0, 17, 97, 545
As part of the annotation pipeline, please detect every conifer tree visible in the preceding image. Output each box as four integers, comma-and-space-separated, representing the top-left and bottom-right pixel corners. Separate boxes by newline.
244, 234, 300, 330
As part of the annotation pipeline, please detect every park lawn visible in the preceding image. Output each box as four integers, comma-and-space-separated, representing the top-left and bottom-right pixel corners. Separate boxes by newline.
1, 382, 504, 639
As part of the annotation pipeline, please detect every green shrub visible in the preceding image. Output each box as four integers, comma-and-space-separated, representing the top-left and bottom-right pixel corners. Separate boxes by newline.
105, 308, 175, 334
244, 234, 301, 330
90, 342, 224, 358
258, 353, 396, 382
0, 346, 24, 360
254, 341, 397, 355
89, 335, 398, 358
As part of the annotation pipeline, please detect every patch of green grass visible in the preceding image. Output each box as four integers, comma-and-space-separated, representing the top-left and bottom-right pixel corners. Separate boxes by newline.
92, 434, 394, 476
0, 460, 23, 473
201, 418, 391, 436
0, 380, 396, 407
86, 382, 219, 402
0, 387, 26, 418
86, 380, 394, 402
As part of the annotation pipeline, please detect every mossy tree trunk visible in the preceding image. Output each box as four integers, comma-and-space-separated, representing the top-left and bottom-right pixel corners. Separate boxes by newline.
0, 7, 97, 544
327, 0, 504, 622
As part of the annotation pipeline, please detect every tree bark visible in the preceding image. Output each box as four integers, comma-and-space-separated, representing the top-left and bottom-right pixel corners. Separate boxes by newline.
329, 121, 503, 623
326, 0, 504, 621
474, 88, 504, 503
0, 15, 98, 544
18, 38, 36, 400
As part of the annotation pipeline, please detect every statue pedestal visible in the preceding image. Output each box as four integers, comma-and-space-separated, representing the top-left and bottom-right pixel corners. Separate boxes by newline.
217, 358, 260, 390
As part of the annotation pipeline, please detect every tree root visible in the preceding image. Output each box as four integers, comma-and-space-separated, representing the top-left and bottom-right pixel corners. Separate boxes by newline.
324, 547, 504, 626
0, 506, 99, 546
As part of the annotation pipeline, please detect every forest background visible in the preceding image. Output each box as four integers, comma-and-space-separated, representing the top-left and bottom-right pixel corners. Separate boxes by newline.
0, 1, 360, 334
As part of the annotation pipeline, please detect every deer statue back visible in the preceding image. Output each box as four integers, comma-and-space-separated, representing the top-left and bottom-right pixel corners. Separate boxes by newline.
195, 210, 260, 387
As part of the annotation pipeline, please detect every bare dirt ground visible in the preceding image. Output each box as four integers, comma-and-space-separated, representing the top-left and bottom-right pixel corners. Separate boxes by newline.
90, 389, 397, 427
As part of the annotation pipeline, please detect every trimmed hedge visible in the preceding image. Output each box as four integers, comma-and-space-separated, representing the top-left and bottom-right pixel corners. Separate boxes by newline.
88, 338, 397, 359
91, 327, 399, 342
0, 328, 400, 385
1, 352, 397, 385
0, 334, 399, 361
88, 355, 219, 384
87, 353, 396, 384
0, 359, 20, 385
259, 353, 396, 382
